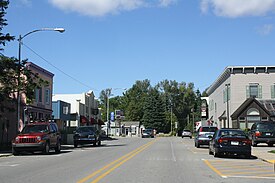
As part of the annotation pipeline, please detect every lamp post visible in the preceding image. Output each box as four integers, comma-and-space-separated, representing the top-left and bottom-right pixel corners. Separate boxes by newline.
225, 83, 230, 128
17, 28, 65, 132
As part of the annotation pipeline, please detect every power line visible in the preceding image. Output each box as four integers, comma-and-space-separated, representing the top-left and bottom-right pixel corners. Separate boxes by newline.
22, 42, 98, 91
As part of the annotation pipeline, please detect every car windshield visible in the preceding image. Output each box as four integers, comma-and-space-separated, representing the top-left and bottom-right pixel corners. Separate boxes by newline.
143, 130, 152, 133
76, 127, 96, 133
257, 123, 275, 131
219, 130, 246, 137
21, 125, 48, 134
201, 127, 217, 132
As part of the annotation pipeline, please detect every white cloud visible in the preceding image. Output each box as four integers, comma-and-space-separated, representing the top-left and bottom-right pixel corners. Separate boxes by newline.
49, 0, 177, 17
158, 0, 177, 7
49, 0, 145, 17
200, 0, 275, 18
257, 24, 274, 35
19, 0, 32, 7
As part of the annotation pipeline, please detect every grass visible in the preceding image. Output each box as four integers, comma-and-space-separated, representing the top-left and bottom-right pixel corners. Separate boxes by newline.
268, 150, 275, 154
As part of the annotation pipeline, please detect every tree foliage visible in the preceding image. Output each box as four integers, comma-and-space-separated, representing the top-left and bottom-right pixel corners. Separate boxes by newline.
99, 79, 202, 134
0, 1, 47, 117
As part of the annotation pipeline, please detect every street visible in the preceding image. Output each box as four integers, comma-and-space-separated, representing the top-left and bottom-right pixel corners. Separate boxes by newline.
1, 137, 275, 183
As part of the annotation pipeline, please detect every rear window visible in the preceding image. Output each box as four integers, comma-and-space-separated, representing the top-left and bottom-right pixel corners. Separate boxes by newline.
219, 130, 246, 137
257, 123, 275, 131
201, 127, 217, 132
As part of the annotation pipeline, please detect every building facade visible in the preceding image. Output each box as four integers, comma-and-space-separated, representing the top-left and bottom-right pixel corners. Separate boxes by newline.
207, 66, 275, 129
52, 91, 102, 128
22, 62, 54, 124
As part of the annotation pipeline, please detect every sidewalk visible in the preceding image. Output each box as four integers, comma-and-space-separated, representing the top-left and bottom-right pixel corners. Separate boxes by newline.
252, 146, 275, 164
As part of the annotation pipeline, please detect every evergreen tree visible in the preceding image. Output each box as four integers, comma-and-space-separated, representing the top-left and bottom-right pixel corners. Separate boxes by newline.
142, 88, 166, 132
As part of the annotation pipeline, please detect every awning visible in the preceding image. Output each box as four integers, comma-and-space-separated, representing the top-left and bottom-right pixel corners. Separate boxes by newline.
80, 115, 89, 124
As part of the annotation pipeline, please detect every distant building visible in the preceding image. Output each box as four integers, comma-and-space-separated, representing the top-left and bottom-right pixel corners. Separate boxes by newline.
52, 91, 102, 128
52, 100, 71, 131
207, 66, 275, 129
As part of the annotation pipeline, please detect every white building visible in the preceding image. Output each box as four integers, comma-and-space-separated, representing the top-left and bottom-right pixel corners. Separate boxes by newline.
207, 66, 275, 129
52, 91, 101, 127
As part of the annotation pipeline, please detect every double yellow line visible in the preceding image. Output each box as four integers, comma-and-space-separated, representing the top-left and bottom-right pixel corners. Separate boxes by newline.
78, 139, 157, 183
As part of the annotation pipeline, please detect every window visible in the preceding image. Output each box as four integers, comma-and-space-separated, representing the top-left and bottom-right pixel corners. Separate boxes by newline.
271, 85, 275, 99
45, 88, 50, 104
246, 84, 262, 98
35, 88, 42, 103
63, 106, 69, 115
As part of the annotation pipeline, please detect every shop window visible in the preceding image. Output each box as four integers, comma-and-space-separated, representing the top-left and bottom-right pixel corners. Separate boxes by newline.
239, 117, 245, 122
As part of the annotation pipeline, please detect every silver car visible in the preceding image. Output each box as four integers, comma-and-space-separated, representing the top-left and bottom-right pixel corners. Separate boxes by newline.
182, 130, 192, 139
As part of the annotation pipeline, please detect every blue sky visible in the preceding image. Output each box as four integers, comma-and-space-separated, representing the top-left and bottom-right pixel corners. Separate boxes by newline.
3, 0, 275, 97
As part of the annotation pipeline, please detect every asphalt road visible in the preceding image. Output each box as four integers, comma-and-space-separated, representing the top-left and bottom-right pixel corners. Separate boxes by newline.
0, 137, 275, 183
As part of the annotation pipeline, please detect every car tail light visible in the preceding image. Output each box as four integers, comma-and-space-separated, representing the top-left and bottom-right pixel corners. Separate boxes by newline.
218, 138, 228, 143
255, 131, 261, 137
242, 139, 252, 145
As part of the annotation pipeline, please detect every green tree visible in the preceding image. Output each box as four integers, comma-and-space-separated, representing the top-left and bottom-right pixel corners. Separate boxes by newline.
142, 87, 166, 132
124, 79, 151, 121
0, 1, 46, 118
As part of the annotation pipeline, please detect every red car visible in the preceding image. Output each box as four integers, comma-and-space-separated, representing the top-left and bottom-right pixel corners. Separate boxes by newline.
12, 122, 61, 155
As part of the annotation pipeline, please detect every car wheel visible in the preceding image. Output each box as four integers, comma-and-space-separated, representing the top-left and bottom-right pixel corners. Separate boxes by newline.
74, 142, 78, 148
97, 140, 101, 146
268, 143, 273, 147
252, 139, 257, 147
55, 141, 61, 153
189, 136, 192, 139
43, 142, 50, 154
93, 141, 97, 147
12, 147, 19, 156
209, 148, 213, 155
196, 143, 200, 148
214, 149, 219, 157
245, 152, 251, 159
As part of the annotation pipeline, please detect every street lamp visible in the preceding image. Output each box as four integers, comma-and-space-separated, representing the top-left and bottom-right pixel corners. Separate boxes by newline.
106, 88, 127, 137
225, 83, 230, 128
17, 28, 65, 132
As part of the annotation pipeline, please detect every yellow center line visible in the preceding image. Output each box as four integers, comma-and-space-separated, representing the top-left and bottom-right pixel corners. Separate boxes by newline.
204, 160, 225, 178
91, 141, 155, 183
77, 139, 157, 183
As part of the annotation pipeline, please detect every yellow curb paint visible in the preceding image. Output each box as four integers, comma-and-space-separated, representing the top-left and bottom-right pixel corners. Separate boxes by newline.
77, 139, 157, 183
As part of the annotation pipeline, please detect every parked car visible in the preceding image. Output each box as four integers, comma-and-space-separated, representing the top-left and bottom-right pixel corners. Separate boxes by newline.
73, 126, 101, 147
209, 128, 251, 158
12, 122, 61, 155
182, 129, 192, 139
195, 126, 218, 148
249, 122, 275, 147
142, 129, 154, 138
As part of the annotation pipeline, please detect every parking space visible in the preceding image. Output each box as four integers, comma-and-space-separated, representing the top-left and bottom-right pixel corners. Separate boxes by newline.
204, 159, 275, 179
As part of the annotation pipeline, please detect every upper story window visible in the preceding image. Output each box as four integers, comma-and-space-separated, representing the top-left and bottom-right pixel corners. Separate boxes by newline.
271, 84, 275, 99
45, 88, 50, 105
35, 88, 42, 103
63, 106, 69, 115
246, 84, 262, 99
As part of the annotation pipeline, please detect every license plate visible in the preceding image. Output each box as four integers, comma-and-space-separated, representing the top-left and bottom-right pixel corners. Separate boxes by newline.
231, 141, 239, 145
266, 133, 271, 136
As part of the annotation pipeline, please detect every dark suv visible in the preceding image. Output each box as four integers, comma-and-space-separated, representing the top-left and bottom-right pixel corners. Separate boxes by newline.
12, 122, 61, 155
73, 126, 101, 147
249, 122, 275, 147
